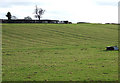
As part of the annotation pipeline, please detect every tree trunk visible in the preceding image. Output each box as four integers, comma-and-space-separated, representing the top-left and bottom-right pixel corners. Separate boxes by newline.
38, 16, 40, 23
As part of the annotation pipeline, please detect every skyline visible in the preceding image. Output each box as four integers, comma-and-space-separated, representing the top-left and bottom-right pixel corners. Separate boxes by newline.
0, 0, 119, 23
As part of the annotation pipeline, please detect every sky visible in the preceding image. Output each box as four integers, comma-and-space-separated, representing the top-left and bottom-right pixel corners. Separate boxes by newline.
0, 0, 119, 23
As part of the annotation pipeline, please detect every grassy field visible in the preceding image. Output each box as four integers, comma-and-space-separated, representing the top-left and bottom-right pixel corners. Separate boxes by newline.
2, 23, 118, 81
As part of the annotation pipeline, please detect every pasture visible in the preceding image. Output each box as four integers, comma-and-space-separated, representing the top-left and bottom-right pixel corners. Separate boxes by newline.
2, 23, 118, 81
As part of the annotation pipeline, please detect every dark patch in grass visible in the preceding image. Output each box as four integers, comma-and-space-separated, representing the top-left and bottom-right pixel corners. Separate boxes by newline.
34, 72, 37, 74
81, 48, 87, 50
2, 73, 5, 76
6, 53, 11, 56
103, 59, 107, 60
27, 76, 31, 79
74, 59, 78, 61
54, 52, 59, 54
2, 44, 5, 45
80, 63, 82, 64
44, 80, 48, 81
2, 51, 5, 53
87, 64, 94, 65
58, 76, 62, 77
68, 72, 73, 74
91, 46, 97, 48
103, 73, 108, 74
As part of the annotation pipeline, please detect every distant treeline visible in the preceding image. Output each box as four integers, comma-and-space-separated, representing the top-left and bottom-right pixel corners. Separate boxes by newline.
105, 23, 118, 25
1, 19, 72, 24
1, 19, 118, 24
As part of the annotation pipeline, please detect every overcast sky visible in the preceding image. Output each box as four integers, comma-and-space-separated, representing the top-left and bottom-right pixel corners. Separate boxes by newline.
0, 0, 119, 23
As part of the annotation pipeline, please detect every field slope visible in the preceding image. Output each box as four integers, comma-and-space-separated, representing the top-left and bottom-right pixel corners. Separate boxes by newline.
2, 24, 118, 81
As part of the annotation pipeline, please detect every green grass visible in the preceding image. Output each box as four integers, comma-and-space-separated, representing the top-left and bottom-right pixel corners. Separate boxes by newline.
2, 23, 118, 81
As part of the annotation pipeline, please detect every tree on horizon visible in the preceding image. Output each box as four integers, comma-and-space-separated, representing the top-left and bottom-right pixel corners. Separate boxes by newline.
34, 5, 45, 22
11, 16, 17, 20
24, 16, 32, 20
6, 12, 12, 21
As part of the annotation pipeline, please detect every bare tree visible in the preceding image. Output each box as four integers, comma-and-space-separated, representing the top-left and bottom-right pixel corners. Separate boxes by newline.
34, 5, 45, 22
